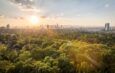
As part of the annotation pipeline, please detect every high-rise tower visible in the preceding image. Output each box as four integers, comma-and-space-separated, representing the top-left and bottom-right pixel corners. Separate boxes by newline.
105, 23, 110, 31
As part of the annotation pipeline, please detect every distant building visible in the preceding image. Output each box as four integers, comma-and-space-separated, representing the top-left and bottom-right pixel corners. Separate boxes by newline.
45, 24, 62, 29
46, 24, 49, 29
6, 24, 10, 29
105, 23, 110, 31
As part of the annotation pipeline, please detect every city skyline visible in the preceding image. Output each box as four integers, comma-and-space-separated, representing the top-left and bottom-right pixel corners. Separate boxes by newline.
0, 0, 115, 27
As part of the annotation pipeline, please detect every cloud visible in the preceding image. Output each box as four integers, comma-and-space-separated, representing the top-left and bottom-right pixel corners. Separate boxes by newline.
0, 14, 24, 20
9, 0, 35, 8
8, 0, 64, 19
18, 5, 41, 12
8, 0, 40, 13
105, 4, 109, 8
0, 15, 5, 18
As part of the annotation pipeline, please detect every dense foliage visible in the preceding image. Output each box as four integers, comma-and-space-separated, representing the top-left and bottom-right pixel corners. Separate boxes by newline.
0, 29, 115, 73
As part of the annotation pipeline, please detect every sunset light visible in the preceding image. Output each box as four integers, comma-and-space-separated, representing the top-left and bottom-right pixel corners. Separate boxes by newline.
0, 0, 115, 73
29, 16, 40, 25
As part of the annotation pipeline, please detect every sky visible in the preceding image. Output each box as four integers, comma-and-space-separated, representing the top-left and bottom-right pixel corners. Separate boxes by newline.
0, 0, 115, 27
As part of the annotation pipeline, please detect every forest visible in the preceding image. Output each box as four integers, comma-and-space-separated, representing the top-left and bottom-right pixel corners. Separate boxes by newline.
0, 28, 115, 73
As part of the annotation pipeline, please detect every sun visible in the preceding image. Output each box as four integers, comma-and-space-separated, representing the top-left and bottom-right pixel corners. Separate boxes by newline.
29, 16, 40, 25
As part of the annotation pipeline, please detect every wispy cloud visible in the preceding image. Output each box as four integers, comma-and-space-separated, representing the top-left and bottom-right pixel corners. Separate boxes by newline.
105, 4, 110, 8
0, 15, 5, 18
0, 13, 24, 20
8, 0, 40, 13
9, 0, 35, 8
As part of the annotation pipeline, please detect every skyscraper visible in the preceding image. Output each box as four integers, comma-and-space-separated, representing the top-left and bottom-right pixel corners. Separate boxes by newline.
105, 23, 110, 31
6, 24, 10, 29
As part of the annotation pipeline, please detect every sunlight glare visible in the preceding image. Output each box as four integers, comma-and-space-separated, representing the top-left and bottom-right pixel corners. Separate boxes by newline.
29, 16, 40, 25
